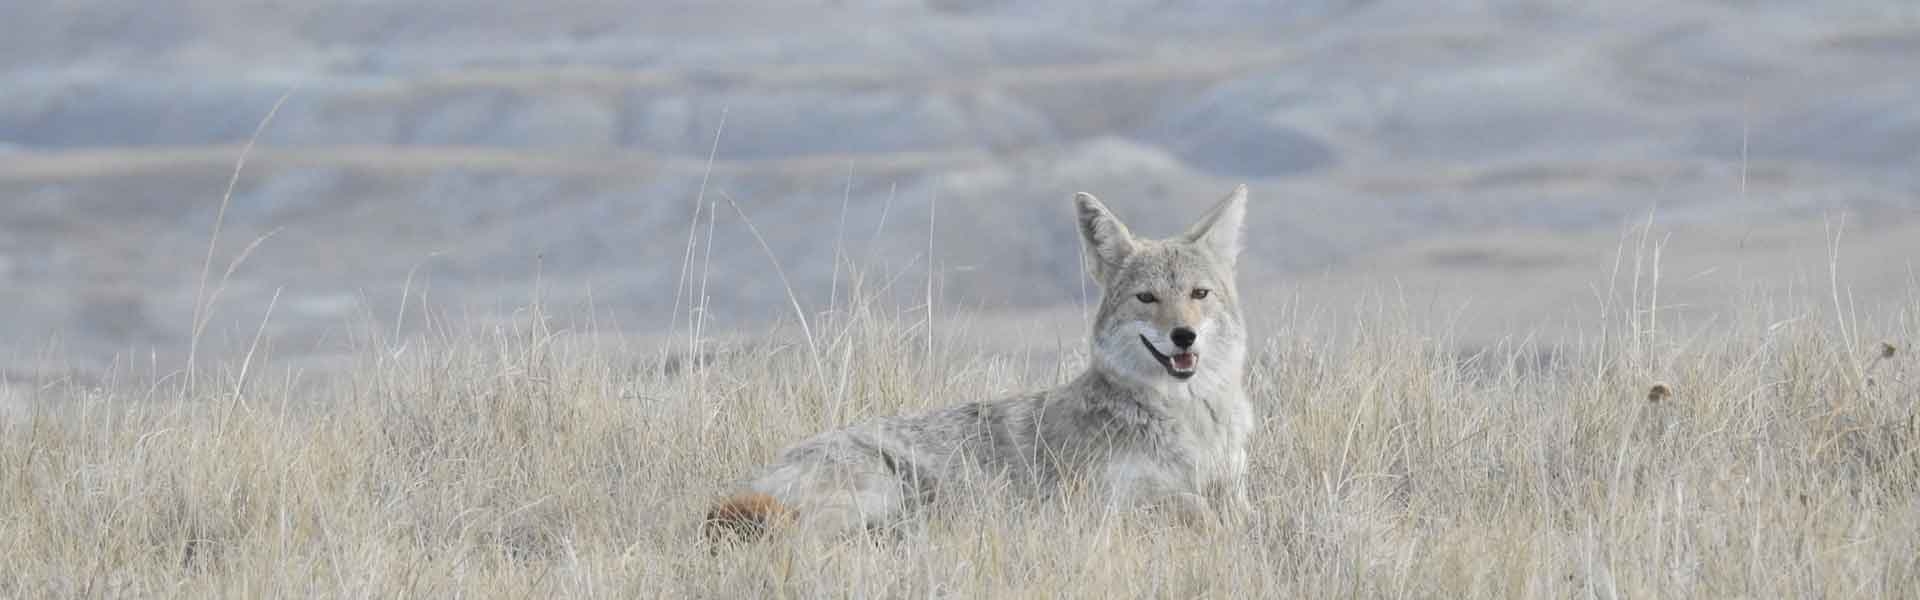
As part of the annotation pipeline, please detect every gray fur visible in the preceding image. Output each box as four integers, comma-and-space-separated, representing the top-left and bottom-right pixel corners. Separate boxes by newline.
734, 186, 1256, 535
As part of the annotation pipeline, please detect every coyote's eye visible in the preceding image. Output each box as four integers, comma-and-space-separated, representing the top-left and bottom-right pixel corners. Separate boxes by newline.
1134, 292, 1158, 304
1190, 288, 1211, 300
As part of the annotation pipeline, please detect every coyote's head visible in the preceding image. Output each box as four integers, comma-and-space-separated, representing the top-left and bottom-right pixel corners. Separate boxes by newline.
1076, 186, 1248, 389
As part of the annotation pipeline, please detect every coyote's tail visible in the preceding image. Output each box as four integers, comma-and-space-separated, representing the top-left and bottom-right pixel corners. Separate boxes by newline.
704, 492, 793, 544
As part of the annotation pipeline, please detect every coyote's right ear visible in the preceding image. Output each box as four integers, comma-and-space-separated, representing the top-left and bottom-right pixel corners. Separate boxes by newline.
1075, 192, 1136, 286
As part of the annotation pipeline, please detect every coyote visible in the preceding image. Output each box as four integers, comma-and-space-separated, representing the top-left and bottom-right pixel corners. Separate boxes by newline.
706, 186, 1255, 542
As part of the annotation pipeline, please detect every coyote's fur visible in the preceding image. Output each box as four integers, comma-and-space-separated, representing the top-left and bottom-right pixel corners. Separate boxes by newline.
706, 186, 1256, 543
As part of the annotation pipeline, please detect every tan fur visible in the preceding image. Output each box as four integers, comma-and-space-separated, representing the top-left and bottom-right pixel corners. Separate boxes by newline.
704, 492, 794, 544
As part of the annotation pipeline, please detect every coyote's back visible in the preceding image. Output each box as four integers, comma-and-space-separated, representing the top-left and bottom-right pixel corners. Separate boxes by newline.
705, 186, 1257, 544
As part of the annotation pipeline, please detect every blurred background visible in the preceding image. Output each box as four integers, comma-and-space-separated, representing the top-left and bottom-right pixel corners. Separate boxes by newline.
3, 1, 1919, 382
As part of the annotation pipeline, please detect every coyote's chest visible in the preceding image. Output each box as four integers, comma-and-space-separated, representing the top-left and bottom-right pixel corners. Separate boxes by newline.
1168, 386, 1252, 477
1099, 383, 1251, 504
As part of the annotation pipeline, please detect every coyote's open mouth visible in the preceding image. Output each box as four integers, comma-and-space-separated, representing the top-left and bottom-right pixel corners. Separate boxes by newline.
1139, 335, 1197, 379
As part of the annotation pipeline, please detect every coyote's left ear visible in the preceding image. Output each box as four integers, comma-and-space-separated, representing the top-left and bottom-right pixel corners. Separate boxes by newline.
1182, 184, 1247, 266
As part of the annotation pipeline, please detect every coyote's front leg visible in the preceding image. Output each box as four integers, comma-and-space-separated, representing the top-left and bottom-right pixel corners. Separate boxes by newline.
1098, 460, 1219, 529
1155, 491, 1222, 531
1209, 476, 1254, 529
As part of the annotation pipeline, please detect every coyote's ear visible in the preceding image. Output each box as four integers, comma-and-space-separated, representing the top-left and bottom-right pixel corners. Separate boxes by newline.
1074, 192, 1136, 285
1182, 185, 1247, 267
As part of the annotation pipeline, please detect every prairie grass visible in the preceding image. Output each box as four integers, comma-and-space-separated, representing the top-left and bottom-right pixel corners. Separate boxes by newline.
4, 250, 1917, 598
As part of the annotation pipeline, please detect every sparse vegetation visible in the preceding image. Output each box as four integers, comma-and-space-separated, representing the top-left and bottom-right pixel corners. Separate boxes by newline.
3, 253, 1916, 597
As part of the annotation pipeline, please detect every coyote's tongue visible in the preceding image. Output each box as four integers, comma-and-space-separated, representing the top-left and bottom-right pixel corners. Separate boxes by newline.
1171, 353, 1196, 370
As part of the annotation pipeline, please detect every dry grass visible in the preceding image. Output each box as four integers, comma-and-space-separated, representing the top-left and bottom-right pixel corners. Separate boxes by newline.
5, 124, 1918, 594
4, 261, 1918, 598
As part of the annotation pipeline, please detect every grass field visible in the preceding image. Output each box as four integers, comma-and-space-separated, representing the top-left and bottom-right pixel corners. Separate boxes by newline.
4, 242, 1917, 598
5, 3, 1920, 596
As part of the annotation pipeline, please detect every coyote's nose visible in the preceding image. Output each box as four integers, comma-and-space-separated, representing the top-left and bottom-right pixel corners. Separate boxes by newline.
1170, 327, 1196, 349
